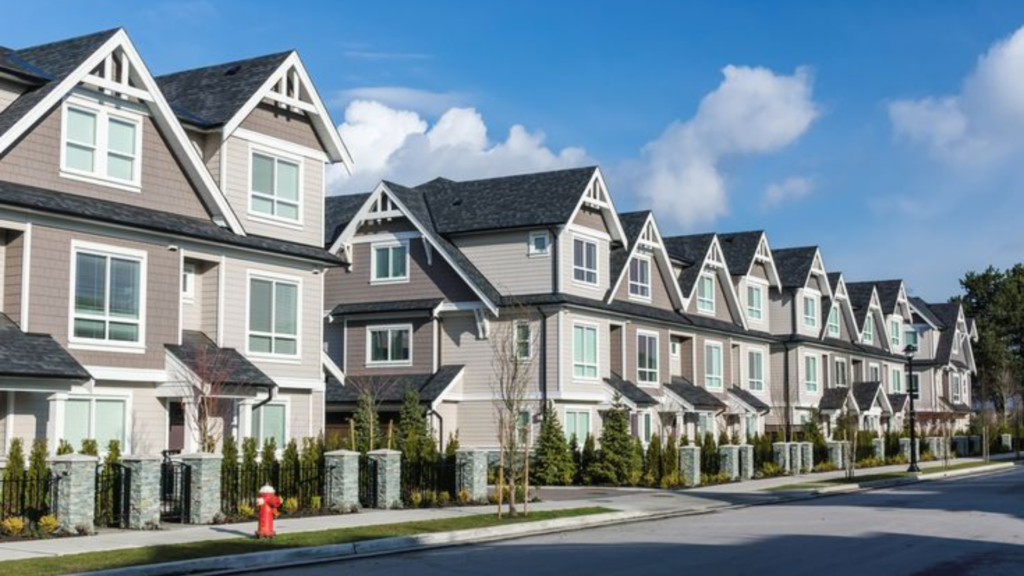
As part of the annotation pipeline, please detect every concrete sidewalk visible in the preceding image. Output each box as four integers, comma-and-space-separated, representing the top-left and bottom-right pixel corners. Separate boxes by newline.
0, 454, 1015, 563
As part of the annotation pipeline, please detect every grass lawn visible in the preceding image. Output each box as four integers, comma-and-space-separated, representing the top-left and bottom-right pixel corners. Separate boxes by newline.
765, 460, 1008, 491
2, 507, 611, 576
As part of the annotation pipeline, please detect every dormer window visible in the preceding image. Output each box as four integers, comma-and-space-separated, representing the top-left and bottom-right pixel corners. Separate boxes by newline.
697, 275, 715, 313
251, 150, 301, 222
572, 237, 598, 285
890, 320, 902, 348
628, 256, 651, 299
62, 101, 142, 189
528, 231, 550, 256
746, 284, 763, 321
371, 241, 409, 284
803, 295, 818, 328
952, 330, 960, 354
864, 316, 875, 344
827, 307, 840, 337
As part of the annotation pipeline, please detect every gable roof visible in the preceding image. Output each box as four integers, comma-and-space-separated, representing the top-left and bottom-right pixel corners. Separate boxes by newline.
852, 381, 890, 413
819, 387, 852, 412
663, 233, 715, 297
929, 302, 965, 366
771, 246, 820, 289
664, 377, 728, 411
909, 296, 945, 329
324, 192, 371, 248
0, 312, 90, 380
608, 210, 650, 289
874, 280, 905, 315
727, 386, 770, 414
604, 374, 658, 407
165, 330, 274, 388
326, 365, 464, 406
845, 281, 878, 330
717, 231, 763, 276
606, 210, 685, 309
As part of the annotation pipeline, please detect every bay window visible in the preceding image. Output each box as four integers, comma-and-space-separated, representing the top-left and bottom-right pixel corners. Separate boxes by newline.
248, 276, 299, 356
71, 244, 145, 347
250, 151, 301, 221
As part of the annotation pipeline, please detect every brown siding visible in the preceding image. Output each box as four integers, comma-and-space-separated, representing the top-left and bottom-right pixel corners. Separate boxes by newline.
0, 104, 210, 219
28, 225, 180, 369
240, 104, 323, 151
684, 273, 735, 324
750, 262, 769, 281
572, 206, 607, 232
609, 324, 623, 376
200, 262, 220, 339
345, 316, 433, 376
624, 322, 671, 384
4, 231, 23, 324
612, 248, 675, 310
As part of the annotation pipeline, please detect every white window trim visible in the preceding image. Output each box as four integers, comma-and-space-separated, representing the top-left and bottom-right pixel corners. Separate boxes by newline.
697, 274, 716, 314
747, 347, 765, 392
827, 306, 840, 337
572, 321, 600, 381
67, 240, 148, 354
54, 389, 133, 455
247, 142, 305, 228
527, 231, 550, 257
59, 97, 144, 192
834, 358, 848, 387
891, 368, 904, 393
515, 320, 532, 361
245, 270, 303, 362
890, 318, 903, 349
746, 282, 764, 322
704, 340, 724, 390
369, 240, 411, 285
571, 235, 600, 287
869, 362, 881, 382
365, 323, 414, 367
670, 339, 681, 359
804, 353, 820, 394
182, 262, 196, 302
863, 315, 876, 344
628, 254, 652, 301
246, 397, 291, 447
563, 407, 593, 442
636, 330, 659, 385
951, 373, 962, 403
802, 290, 819, 329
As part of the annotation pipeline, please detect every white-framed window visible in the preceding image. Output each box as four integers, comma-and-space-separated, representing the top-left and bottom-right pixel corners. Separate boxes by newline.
250, 149, 301, 222
697, 274, 715, 313
528, 231, 550, 256
628, 256, 651, 299
869, 363, 881, 382
641, 411, 653, 443
62, 395, 128, 453
863, 316, 875, 344
827, 306, 840, 337
747, 349, 764, 392
564, 409, 591, 442
247, 274, 300, 357
61, 99, 143, 189
744, 414, 758, 439
704, 342, 723, 389
637, 331, 659, 384
910, 373, 920, 398
952, 330, 960, 354
573, 237, 599, 285
370, 241, 409, 283
906, 327, 919, 348
367, 324, 412, 366
69, 242, 146, 349
890, 320, 902, 348
670, 339, 681, 358
952, 373, 961, 403
697, 412, 713, 438
891, 368, 904, 393
804, 355, 819, 393
517, 410, 532, 444
573, 323, 599, 379
182, 262, 196, 301
252, 402, 287, 448
746, 284, 763, 321
803, 294, 818, 329
515, 321, 532, 360
835, 358, 848, 387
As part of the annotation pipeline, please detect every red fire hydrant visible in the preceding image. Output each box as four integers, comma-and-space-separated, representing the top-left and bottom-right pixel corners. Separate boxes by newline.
255, 485, 281, 539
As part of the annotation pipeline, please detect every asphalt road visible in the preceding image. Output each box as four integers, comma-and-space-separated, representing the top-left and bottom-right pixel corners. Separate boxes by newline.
261, 466, 1024, 576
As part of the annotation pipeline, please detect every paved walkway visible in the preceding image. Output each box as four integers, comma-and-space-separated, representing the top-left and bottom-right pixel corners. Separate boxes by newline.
0, 454, 1015, 562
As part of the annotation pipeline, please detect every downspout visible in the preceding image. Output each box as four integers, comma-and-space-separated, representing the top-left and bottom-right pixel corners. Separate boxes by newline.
254, 383, 278, 412
552, 226, 561, 294
538, 306, 548, 417
782, 340, 791, 443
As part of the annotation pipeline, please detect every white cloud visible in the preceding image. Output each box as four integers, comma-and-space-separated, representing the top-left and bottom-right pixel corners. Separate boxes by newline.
630, 65, 819, 229
336, 87, 468, 117
762, 175, 815, 209
890, 25, 1024, 165
329, 100, 591, 193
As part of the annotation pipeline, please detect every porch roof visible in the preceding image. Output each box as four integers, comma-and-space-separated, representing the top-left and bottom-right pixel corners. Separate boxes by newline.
603, 374, 658, 407
0, 313, 90, 380
664, 377, 727, 412
165, 331, 275, 388
326, 365, 465, 407
727, 385, 771, 414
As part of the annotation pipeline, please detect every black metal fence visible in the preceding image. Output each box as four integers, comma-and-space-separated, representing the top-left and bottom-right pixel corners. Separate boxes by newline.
401, 457, 458, 502
0, 474, 57, 522
95, 463, 131, 528
222, 462, 329, 515
359, 455, 378, 508
160, 457, 191, 523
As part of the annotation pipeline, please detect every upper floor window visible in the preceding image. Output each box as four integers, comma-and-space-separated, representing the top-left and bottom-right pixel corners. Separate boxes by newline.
835, 359, 848, 387
869, 363, 881, 382
951, 373, 962, 403
906, 327, 919, 348
952, 330, 960, 354
515, 321, 532, 360
248, 275, 299, 357
573, 323, 598, 379
62, 102, 142, 188
804, 355, 819, 393
863, 316, 875, 344
827, 307, 840, 337
890, 320, 902, 348
748, 349, 764, 392
371, 242, 409, 283
250, 151, 301, 222
367, 325, 412, 365
71, 244, 145, 347
182, 263, 196, 301
891, 368, 903, 393
637, 332, 659, 384
697, 275, 715, 313
803, 295, 818, 329
670, 339, 681, 358
746, 284, 763, 321
528, 231, 550, 256
573, 237, 598, 285
704, 342, 723, 389
628, 256, 651, 299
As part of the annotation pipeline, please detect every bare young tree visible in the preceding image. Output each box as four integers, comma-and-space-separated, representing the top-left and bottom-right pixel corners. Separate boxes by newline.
170, 344, 243, 453
346, 376, 403, 451
490, 303, 539, 518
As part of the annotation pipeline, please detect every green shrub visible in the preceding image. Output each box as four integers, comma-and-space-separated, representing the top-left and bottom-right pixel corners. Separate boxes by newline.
760, 462, 783, 477
79, 439, 99, 456
590, 396, 632, 484
56, 439, 74, 455
644, 433, 663, 486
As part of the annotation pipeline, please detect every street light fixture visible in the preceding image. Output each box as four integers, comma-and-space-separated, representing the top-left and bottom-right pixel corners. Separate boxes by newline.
904, 343, 920, 473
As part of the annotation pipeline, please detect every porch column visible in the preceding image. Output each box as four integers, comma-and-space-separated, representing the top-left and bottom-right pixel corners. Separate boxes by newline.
788, 442, 803, 474
738, 444, 754, 480
180, 453, 221, 524
719, 445, 739, 481
799, 442, 813, 472
368, 449, 402, 509
899, 438, 919, 463
873, 438, 885, 461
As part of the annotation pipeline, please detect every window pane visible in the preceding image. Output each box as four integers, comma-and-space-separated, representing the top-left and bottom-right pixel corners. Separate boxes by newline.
67, 108, 96, 145
390, 246, 407, 277
374, 247, 391, 279
107, 119, 136, 155
370, 330, 389, 361
565, 413, 576, 440
107, 154, 134, 181
251, 196, 274, 216
573, 327, 584, 363
74, 318, 106, 339
66, 144, 95, 172
580, 413, 590, 438
274, 337, 297, 356
64, 399, 91, 449
95, 399, 125, 447
391, 329, 410, 360
273, 282, 298, 335
109, 258, 140, 319
260, 404, 286, 447
585, 328, 597, 363
108, 322, 138, 342
252, 154, 275, 195
249, 335, 272, 353
249, 279, 273, 333
75, 253, 107, 314
276, 160, 300, 201
276, 201, 299, 221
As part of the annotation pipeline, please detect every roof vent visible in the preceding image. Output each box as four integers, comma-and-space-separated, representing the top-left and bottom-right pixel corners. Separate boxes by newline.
452, 199, 463, 207
224, 65, 242, 76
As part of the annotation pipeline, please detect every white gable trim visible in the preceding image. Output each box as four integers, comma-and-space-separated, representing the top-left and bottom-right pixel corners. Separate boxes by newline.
745, 233, 782, 288
689, 235, 748, 330
803, 249, 833, 300
221, 52, 353, 171
909, 299, 941, 330
565, 168, 628, 248
605, 214, 686, 310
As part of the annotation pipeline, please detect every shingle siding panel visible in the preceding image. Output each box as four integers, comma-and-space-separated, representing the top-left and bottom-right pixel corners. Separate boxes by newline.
452, 230, 552, 296
346, 316, 433, 377
240, 104, 323, 151
4, 231, 23, 324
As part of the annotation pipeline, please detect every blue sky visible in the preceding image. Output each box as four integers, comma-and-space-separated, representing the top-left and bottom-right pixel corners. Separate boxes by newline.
5, 1, 1024, 300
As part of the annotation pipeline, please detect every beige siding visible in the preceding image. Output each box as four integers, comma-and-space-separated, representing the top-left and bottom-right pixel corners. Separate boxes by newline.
0, 104, 210, 219
129, 384, 166, 455
769, 290, 793, 335
572, 206, 607, 231
0, 79, 23, 114
559, 231, 610, 300
182, 261, 203, 332
684, 272, 734, 324
240, 104, 323, 151
453, 230, 552, 295
288, 390, 312, 439
738, 277, 771, 331
434, 400, 459, 449
12, 392, 48, 441
612, 248, 675, 310
4, 230, 23, 324
200, 262, 220, 339
455, 400, 500, 448
609, 324, 623, 376
441, 312, 543, 397
345, 316, 433, 377
0, 393, 6, 452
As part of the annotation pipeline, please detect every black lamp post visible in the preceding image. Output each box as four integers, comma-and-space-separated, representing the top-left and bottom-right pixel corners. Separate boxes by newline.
904, 343, 920, 473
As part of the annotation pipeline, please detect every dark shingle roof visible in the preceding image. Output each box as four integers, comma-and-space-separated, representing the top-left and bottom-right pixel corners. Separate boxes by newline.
874, 280, 904, 314
604, 375, 658, 407
665, 377, 727, 411
846, 281, 877, 329
717, 231, 763, 276
324, 192, 371, 248
909, 297, 945, 329
609, 211, 651, 286
772, 246, 818, 288
0, 313, 90, 380
852, 381, 884, 412
818, 387, 850, 411
728, 386, 770, 413
331, 298, 443, 317
155, 52, 292, 128
0, 180, 342, 265
663, 233, 715, 297
165, 331, 274, 388
827, 272, 843, 294
326, 365, 464, 405
889, 393, 909, 413
929, 302, 963, 365
417, 167, 598, 235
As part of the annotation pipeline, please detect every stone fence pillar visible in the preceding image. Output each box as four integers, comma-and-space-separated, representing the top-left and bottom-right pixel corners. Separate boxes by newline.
719, 445, 739, 481
738, 445, 754, 480
899, 438, 920, 462
179, 453, 221, 524
826, 441, 845, 469
679, 446, 701, 487
368, 449, 402, 509
50, 454, 98, 533
925, 437, 948, 460
325, 450, 360, 512
455, 449, 488, 503
872, 438, 886, 461
121, 455, 161, 530
788, 442, 803, 474
800, 442, 814, 473
773, 442, 790, 473
1001, 433, 1013, 451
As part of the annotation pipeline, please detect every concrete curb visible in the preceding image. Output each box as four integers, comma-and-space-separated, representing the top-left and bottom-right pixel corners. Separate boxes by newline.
809, 462, 1015, 495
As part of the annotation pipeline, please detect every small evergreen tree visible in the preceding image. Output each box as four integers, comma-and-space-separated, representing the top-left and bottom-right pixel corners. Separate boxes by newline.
532, 402, 575, 486
221, 435, 239, 510
352, 392, 379, 454
590, 396, 632, 484
260, 438, 278, 480
56, 439, 74, 455
80, 439, 99, 456
718, 429, 731, 447
445, 431, 461, 461
580, 433, 597, 484
281, 438, 301, 493
628, 437, 645, 486
701, 432, 719, 475
662, 434, 678, 483
28, 439, 48, 480
645, 433, 663, 486
568, 434, 582, 484
3, 438, 25, 518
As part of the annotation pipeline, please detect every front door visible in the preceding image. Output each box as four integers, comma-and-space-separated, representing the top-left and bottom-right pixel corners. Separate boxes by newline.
168, 401, 185, 453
